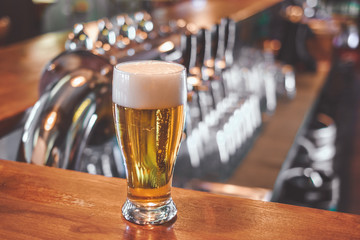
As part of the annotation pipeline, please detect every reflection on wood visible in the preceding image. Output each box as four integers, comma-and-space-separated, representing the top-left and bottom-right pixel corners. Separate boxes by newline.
186, 179, 271, 200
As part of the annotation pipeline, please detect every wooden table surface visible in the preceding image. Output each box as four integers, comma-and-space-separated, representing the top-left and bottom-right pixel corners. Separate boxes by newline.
0, 159, 359, 240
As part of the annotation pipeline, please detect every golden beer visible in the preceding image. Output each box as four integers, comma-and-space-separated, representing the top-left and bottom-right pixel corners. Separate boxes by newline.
112, 60, 186, 225
113, 104, 184, 204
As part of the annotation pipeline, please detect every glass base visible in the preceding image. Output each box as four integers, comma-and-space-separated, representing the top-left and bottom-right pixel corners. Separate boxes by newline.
122, 198, 177, 225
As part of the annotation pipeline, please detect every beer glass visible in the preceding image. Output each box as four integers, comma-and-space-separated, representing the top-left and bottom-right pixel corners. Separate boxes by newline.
112, 60, 186, 225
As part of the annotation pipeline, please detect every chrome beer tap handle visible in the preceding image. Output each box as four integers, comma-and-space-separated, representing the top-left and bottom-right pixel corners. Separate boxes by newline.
94, 19, 116, 54
114, 14, 136, 49
17, 66, 114, 170
65, 23, 93, 51
38, 50, 111, 95
179, 32, 192, 72
134, 11, 154, 42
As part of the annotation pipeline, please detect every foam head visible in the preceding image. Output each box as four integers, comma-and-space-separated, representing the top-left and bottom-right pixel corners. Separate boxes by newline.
113, 60, 186, 109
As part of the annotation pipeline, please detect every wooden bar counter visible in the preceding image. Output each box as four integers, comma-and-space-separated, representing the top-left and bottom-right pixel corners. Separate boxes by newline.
0, 159, 359, 239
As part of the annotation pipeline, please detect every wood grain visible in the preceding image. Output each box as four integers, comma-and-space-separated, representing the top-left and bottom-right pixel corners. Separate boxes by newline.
0, 159, 359, 240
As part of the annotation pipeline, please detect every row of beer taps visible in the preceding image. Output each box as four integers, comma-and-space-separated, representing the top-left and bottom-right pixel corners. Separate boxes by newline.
172, 17, 296, 182
62, 11, 296, 181
17, 10, 296, 183
65, 11, 154, 52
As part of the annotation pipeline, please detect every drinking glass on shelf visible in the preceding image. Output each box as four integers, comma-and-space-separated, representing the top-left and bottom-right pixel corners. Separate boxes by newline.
112, 60, 187, 225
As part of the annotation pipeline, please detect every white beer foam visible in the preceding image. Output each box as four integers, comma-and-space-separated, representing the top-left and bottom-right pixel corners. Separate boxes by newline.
113, 61, 186, 109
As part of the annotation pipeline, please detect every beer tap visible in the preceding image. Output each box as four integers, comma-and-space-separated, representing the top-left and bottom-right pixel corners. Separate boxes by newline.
221, 18, 236, 96
201, 25, 222, 110
215, 18, 237, 100
179, 31, 203, 128
211, 23, 220, 59
134, 11, 154, 43
17, 63, 115, 170
214, 19, 227, 74
224, 17, 236, 68
38, 50, 112, 95
65, 23, 93, 51
114, 14, 136, 49
194, 28, 206, 75
179, 32, 192, 72
188, 28, 211, 123
94, 19, 117, 55
16, 5, 301, 186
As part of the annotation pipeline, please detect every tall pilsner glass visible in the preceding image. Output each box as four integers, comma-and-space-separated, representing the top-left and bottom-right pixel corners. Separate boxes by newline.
112, 60, 186, 225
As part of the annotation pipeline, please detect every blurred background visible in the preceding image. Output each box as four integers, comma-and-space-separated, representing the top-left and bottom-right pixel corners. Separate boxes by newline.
0, 0, 360, 217
0, 0, 158, 45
